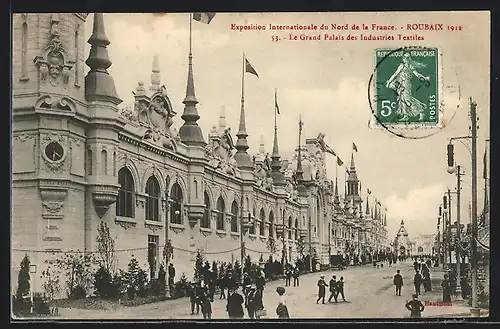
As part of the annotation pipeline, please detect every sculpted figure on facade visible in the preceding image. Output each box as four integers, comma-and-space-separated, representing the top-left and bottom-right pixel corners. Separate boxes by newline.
205, 126, 237, 176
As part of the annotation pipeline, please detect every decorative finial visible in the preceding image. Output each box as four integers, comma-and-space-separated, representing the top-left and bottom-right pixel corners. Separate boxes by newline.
179, 51, 205, 145
150, 55, 161, 92
85, 13, 121, 104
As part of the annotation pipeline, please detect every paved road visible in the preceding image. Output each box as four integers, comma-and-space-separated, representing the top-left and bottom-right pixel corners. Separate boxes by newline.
55, 261, 471, 319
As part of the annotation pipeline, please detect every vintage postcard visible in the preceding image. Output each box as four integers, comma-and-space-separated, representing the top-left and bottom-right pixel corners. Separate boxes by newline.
11, 12, 490, 320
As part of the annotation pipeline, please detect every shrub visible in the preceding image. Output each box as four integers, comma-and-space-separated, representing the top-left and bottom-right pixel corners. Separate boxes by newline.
70, 285, 87, 299
173, 273, 189, 298
119, 256, 147, 299
41, 267, 61, 300
150, 279, 164, 296
16, 254, 31, 300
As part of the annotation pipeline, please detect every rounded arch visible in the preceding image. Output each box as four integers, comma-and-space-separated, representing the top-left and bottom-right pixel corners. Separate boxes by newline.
142, 165, 166, 194
116, 155, 140, 192
203, 185, 215, 210
216, 190, 229, 210
166, 173, 188, 201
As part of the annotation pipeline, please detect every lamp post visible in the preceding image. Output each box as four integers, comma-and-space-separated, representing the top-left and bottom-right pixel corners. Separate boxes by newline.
29, 264, 37, 314
446, 98, 480, 317
163, 176, 171, 298
240, 196, 250, 285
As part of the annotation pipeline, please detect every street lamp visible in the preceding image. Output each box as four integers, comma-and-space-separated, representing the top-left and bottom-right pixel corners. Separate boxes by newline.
446, 98, 481, 317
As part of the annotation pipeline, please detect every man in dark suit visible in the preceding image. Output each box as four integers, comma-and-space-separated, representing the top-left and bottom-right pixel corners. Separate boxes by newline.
328, 275, 338, 303
393, 270, 404, 296
226, 287, 245, 319
414, 270, 422, 296
316, 275, 328, 304
405, 293, 425, 318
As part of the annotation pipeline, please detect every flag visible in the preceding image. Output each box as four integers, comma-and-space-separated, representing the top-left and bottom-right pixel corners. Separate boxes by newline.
352, 142, 358, 152
275, 90, 280, 114
337, 156, 343, 166
324, 144, 336, 156
346, 168, 350, 175
483, 147, 488, 179
245, 58, 259, 77
192, 12, 216, 24
367, 188, 372, 195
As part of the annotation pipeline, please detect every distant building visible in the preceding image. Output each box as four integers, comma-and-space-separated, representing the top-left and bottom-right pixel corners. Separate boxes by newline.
393, 220, 412, 257
412, 233, 436, 256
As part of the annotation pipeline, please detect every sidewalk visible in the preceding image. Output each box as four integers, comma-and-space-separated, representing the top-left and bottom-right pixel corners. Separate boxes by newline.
418, 267, 488, 318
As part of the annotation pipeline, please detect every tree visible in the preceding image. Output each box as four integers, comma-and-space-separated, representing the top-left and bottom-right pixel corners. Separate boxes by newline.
296, 236, 305, 257
16, 254, 31, 299
243, 255, 252, 277
233, 259, 242, 286
96, 221, 117, 275
41, 266, 61, 300
54, 251, 95, 299
193, 250, 205, 282
119, 255, 147, 299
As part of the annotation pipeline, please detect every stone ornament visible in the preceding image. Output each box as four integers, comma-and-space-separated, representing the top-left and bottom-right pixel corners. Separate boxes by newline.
205, 126, 238, 176
126, 83, 177, 150
41, 132, 67, 172
34, 14, 74, 88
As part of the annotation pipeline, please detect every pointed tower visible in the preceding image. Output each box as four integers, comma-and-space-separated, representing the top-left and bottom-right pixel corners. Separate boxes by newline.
85, 14, 121, 104
179, 49, 205, 146
334, 177, 341, 209
150, 55, 161, 92
346, 153, 362, 205
365, 194, 371, 217
84, 14, 125, 245
271, 123, 285, 186
234, 98, 253, 169
259, 135, 265, 155
218, 105, 226, 134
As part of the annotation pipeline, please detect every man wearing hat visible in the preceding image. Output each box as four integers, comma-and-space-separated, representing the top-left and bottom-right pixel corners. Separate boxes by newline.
405, 293, 425, 318
226, 287, 245, 319
316, 275, 328, 304
245, 285, 257, 319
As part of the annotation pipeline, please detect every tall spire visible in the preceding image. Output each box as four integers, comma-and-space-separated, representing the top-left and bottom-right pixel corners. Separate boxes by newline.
85, 13, 121, 104
179, 17, 205, 146
234, 53, 252, 169
271, 90, 285, 186
365, 195, 370, 215
150, 55, 161, 92
218, 105, 226, 134
259, 135, 265, 154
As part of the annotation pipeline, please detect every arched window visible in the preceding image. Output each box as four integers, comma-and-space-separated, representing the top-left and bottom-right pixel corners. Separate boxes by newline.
216, 197, 225, 230
201, 192, 211, 229
288, 216, 293, 239
116, 167, 135, 217
249, 207, 256, 235
269, 211, 274, 238
170, 183, 183, 224
101, 150, 107, 175
230, 201, 238, 233
259, 208, 265, 236
295, 218, 299, 240
145, 176, 160, 221
86, 149, 92, 175
418, 246, 423, 253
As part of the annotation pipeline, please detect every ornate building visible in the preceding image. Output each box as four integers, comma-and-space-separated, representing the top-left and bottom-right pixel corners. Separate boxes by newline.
11, 13, 389, 292
412, 233, 436, 256
393, 220, 413, 257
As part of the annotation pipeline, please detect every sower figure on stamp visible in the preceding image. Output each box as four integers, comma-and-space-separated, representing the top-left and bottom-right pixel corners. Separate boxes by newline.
316, 275, 328, 304
328, 275, 338, 303
393, 270, 403, 296
385, 52, 430, 121
405, 293, 425, 318
414, 270, 422, 296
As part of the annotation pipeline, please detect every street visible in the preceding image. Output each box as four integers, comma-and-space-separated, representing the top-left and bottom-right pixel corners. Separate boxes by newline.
51, 261, 473, 319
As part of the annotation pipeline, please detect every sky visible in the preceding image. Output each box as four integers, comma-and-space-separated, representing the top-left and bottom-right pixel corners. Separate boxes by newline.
83, 12, 490, 240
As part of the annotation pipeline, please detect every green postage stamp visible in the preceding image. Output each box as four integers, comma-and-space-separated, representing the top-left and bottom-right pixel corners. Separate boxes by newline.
373, 47, 441, 128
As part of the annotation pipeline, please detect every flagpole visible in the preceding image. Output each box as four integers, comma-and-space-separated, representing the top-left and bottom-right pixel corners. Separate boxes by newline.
241, 52, 245, 105
189, 13, 193, 55
274, 89, 277, 131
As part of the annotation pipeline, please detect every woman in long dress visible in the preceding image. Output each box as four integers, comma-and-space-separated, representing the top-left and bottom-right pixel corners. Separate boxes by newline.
385, 53, 431, 121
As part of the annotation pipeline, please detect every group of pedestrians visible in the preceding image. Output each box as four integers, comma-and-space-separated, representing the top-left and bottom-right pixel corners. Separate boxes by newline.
316, 274, 346, 304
